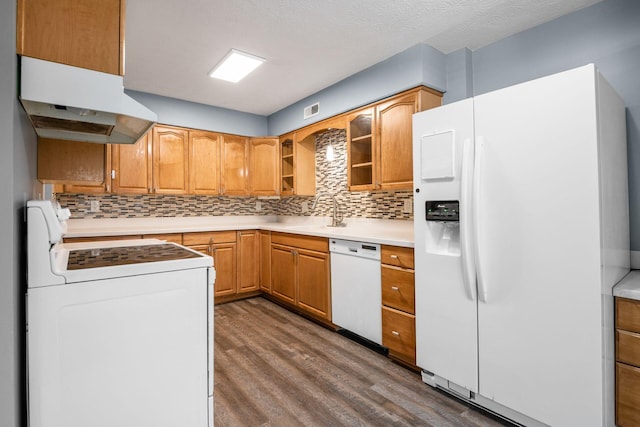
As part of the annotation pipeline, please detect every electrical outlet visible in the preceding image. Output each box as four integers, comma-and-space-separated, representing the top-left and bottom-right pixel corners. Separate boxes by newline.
301, 201, 309, 214
90, 200, 100, 212
256, 201, 262, 212
403, 199, 412, 214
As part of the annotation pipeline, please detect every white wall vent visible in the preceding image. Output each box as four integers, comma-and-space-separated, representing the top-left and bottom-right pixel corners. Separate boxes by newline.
303, 102, 319, 119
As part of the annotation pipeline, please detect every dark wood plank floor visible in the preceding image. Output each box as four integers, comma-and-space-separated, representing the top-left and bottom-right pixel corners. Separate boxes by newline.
214, 297, 512, 427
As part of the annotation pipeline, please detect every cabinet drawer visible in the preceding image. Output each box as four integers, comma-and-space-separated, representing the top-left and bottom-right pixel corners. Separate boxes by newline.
617, 362, 640, 427
271, 232, 328, 253
618, 298, 640, 334
182, 231, 236, 246
381, 245, 414, 269
618, 329, 640, 367
143, 233, 183, 244
381, 265, 415, 314
382, 306, 415, 365
63, 235, 141, 243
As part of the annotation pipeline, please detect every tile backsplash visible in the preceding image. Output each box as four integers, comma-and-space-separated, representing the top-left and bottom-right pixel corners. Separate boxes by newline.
57, 129, 414, 220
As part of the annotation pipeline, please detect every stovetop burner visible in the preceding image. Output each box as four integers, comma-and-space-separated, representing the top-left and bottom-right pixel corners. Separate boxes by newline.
67, 244, 201, 270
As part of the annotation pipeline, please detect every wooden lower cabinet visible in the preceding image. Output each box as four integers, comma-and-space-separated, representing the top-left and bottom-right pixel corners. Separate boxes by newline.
382, 306, 416, 365
296, 248, 330, 319
269, 232, 331, 321
185, 230, 260, 301
211, 243, 237, 297
617, 362, 640, 427
237, 230, 259, 293
259, 230, 271, 293
144, 233, 183, 244
63, 235, 141, 243
381, 265, 415, 314
381, 245, 416, 367
184, 231, 237, 299
271, 244, 297, 304
616, 297, 640, 427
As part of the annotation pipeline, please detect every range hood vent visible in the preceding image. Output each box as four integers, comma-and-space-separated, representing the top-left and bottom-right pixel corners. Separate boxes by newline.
19, 57, 157, 144
31, 115, 115, 135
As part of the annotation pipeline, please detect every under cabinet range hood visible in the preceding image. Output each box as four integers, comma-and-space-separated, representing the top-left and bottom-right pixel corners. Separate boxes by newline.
19, 57, 157, 144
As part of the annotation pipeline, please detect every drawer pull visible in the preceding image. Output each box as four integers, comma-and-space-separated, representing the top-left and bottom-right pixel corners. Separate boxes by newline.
390, 255, 399, 259
391, 286, 399, 291
391, 331, 400, 336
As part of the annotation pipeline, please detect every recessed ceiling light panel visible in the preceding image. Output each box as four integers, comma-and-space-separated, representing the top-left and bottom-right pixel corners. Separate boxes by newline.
208, 49, 265, 83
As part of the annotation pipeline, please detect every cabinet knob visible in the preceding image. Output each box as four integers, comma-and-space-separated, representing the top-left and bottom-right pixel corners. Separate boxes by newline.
391, 331, 400, 336
391, 286, 399, 291
390, 255, 398, 259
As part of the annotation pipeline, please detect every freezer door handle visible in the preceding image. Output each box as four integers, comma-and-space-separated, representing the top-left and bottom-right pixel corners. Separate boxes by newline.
473, 136, 488, 303
460, 137, 477, 301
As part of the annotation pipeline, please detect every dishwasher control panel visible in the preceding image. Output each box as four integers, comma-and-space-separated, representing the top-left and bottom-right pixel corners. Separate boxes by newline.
329, 239, 381, 260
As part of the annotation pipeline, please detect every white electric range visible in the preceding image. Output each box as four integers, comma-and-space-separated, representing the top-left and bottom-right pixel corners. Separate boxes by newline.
26, 200, 215, 427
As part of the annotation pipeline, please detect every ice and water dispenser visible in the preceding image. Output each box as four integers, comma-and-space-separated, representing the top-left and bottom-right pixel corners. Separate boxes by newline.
424, 200, 460, 256
416, 128, 462, 257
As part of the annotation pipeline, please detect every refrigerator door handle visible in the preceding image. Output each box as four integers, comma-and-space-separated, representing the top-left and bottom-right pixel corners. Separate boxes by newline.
473, 136, 488, 303
460, 137, 476, 301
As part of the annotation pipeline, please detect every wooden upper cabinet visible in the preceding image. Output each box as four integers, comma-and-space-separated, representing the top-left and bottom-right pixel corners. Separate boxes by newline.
152, 125, 189, 194
376, 93, 417, 190
61, 145, 112, 194
189, 131, 220, 195
220, 134, 249, 196
17, 0, 125, 75
279, 133, 295, 196
37, 138, 111, 193
347, 87, 442, 191
347, 108, 375, 191
249, 137, 279, 196
112, 132, 153, 194
278, 130, 318, 197
376, 88, 442, 190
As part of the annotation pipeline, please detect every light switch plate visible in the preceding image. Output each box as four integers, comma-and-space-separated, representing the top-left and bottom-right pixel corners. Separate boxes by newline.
90, 200, 100, 212
255, 201, 262, 212
301, 201, 309, 213
403, 199, 412, 213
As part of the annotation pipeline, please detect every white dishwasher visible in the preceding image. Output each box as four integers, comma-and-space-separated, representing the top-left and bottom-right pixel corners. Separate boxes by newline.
330, 238, 382, 345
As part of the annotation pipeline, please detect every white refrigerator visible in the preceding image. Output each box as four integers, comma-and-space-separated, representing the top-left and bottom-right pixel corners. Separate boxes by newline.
412, 64, 629, 427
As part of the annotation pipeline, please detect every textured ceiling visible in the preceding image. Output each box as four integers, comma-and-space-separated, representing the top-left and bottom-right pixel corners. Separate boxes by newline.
124, 0, 602, 116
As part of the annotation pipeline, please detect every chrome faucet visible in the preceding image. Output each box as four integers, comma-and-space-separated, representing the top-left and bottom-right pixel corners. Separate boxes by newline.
311, 192, 345, 227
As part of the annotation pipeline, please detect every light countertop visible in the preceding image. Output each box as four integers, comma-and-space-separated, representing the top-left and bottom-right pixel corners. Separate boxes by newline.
614, 270, 640, 301
65, 216, 415, 248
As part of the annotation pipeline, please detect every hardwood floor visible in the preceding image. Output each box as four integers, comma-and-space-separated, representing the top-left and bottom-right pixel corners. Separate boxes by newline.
214, 297, 512, 426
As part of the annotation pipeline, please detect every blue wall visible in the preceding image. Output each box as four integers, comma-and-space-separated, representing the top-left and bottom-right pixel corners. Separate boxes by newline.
267, 44, 446, 136
126, 90, 269, 136
124, 0, 640, 249
3, 0, 37, 424
470, 0, 640, 250
443, 48, 474, 104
